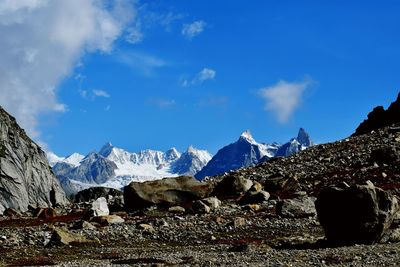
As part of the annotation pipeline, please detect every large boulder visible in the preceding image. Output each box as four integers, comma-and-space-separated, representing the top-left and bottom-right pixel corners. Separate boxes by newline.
212, 175, 253, 198
124, 176, 211, 212
315, 182, 399, 245
0, 106, 68, 214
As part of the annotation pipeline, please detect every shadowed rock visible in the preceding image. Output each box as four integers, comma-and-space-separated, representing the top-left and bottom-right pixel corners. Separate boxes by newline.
316, 182, 399, 245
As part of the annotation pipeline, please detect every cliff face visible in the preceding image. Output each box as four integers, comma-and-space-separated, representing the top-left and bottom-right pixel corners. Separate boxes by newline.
0, 106, 68, 214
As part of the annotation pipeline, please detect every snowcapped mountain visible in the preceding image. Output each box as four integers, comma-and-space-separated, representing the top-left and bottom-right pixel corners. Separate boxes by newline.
275, 128, 314, 157
195, 128, 313, 180
49, 144, 211, 195
172, 146, 212, 176
47, 152, 85, 167
195, 130, 279, 180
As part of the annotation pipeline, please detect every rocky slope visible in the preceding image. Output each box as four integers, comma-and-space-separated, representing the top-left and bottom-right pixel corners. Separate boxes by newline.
354, 92, 400, 136
212, 124, 400, 199
0, 106, 68, 214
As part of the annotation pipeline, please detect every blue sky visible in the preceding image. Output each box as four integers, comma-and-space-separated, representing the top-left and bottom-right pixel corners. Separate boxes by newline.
1, 1, 399, 156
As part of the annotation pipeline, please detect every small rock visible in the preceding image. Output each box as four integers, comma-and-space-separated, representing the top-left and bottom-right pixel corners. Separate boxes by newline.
90, 215, 125, 226
192, 200, 211, 214
240, 190, 270, 205
168, 206, 186, 214
215, 216, 226, 225
90, 197, 109, 217
138, 223, 155, 234
48, 228, 91, 246
243, 204, 261, 212
201, 197, 222, 210
72, 220, 97, 230
232, 217, 246, 228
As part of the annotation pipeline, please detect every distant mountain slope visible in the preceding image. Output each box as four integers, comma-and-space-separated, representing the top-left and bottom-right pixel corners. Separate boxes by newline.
353, 92, 400, 136
172, 146, 212, 176
275, 128, 314, 157
195, 129, 313, 180
195, 131, 280, 180
0, 106, 68, 214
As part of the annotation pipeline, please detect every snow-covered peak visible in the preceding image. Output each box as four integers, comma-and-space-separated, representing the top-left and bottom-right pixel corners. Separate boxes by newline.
47, 151, 65, 167
165, 147, 181, 161
239, 130, 256, 144
185, 145, 212, 160
63, 153, 85, 167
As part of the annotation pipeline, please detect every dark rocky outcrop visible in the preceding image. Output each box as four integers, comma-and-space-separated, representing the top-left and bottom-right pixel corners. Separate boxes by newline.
0, 106, 68, 214
124, 176, 212, 211
74, 187, 123, 203
315, 182, 399, 245
211, 175, 253, 199
353, 92, 400, 136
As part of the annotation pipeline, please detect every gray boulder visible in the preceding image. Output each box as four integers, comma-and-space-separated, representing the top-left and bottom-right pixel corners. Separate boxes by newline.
124, 176, 211, 211
278, 196, 316, 218
315, 182, 399, 245
0, 106, 68, 214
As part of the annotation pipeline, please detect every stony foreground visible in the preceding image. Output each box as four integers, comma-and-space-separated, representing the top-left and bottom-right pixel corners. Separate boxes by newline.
1, 200, 400, 267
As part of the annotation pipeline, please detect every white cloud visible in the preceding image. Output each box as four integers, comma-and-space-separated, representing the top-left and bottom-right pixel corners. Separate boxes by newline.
182, 20, 206, 39
92, 89, 110, 98
197, 68, 216, 82
182, 67, 216, 87
115, 50, 166, 76
258, 78, 313, 123
0, 0, 137, 138
126, 25, 143, 44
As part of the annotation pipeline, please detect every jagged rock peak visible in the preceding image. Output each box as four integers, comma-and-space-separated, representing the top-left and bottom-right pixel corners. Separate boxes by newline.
165, 147, 181, 161
239, 130, 256, 143
297, 128, 312, 147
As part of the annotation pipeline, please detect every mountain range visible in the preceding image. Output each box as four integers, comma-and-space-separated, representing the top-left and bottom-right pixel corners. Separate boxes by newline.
49, 128, 313, 195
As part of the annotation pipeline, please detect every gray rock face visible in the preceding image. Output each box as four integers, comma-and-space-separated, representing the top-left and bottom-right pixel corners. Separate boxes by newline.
0, 106, 68, 214
315, 182, 399, 245
68, 153, 117, 184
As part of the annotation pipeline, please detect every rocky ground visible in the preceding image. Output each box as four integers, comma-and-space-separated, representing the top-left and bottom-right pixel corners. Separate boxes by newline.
0, 201, 399, 267
0, 124, 400, 266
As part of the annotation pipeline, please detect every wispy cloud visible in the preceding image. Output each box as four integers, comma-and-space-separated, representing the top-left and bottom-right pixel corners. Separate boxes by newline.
115, 51, 166, 76
182, 67, 216, 87
93, 89, 110, 98
182, 20, 206, 39
125, 24, 143, 44
147, 98, 176, 108
258, 77, 313, 123
0, 0, 136, 138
